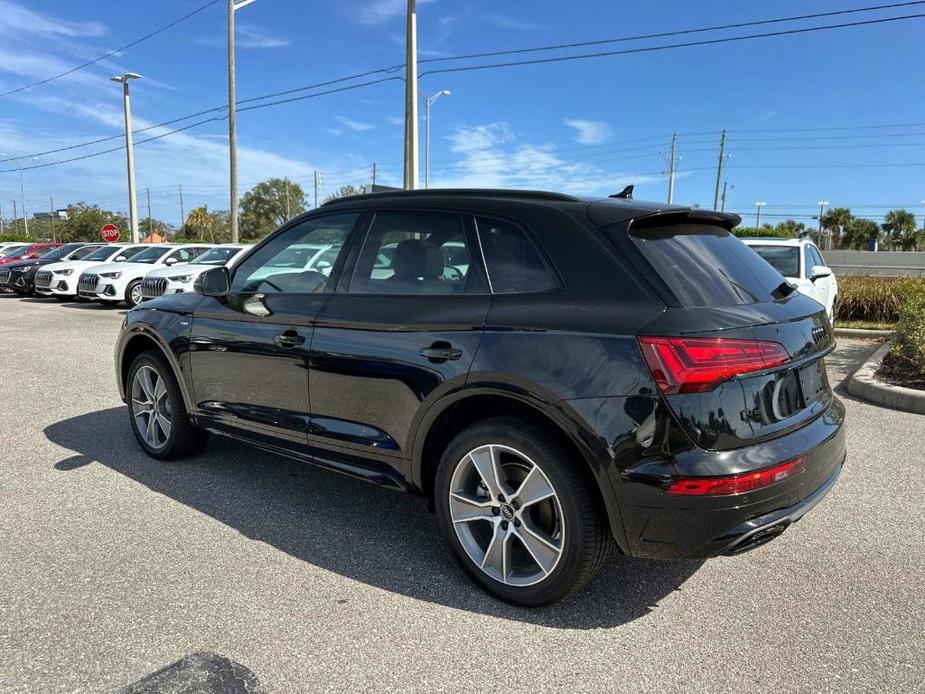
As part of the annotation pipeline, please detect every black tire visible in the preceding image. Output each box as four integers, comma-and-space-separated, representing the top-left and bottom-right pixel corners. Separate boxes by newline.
434, 417, 612, 606
125, 279, 143, 307
126, 350, 209, 460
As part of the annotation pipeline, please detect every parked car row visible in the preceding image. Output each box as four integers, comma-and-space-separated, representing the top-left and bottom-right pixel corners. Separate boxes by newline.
0, 242, 253, 307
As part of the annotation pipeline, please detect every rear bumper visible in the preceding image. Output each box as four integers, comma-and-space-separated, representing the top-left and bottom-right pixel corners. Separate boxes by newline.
618, 395, 846, 559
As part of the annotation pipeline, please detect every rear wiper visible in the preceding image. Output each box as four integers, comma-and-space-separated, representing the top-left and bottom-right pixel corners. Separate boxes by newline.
772, 281, 797, 299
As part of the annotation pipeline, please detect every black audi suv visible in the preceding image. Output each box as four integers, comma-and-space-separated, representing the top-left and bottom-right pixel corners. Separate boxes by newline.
115, 189, 846, 605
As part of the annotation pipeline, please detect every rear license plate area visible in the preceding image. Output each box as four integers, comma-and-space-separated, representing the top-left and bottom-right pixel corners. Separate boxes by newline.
798, 360, 827, 405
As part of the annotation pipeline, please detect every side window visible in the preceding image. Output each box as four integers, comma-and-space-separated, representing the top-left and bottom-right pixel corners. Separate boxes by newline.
476, 216, 556, 293
810, 246, 825, 268
803, 246, 814, 279
231, 213, 358, 294
167, 247, 203, 263
348, 211, 473, 295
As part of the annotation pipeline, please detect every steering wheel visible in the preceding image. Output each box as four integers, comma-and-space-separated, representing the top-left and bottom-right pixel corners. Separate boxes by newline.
443, 266, 464, 281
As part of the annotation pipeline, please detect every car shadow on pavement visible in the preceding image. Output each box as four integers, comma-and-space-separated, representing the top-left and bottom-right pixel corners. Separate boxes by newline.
45, 407, 703, 630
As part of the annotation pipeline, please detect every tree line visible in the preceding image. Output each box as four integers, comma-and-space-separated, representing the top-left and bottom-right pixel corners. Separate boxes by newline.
0, 178, 365, 244
733, 208, 925, 250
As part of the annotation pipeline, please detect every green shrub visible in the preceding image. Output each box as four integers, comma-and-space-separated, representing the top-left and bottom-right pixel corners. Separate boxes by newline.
891, 295, 925, 377
835, 276, 925, 324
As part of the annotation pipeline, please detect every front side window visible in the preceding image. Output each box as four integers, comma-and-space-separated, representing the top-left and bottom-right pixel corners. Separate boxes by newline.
0, 245, 29, 258
231, 213, 358, 294
476, 216, 557, 293
69, 245, 102, 260
803, 246, 815, 279
42, 244, 84, 261
166, 247, 208, 264
349, 211, 472, 295
810, 245, 825, 268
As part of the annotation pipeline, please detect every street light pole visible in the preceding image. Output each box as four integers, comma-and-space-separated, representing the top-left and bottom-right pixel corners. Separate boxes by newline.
423, 89, 450, 189
721, 181, 734, 212
817, 200, 829, 248
110, 73, 142, 243
227, 0, 258, 244
403, 0, 419, 190
755, 201, 766, 228
666, 133, 677, 204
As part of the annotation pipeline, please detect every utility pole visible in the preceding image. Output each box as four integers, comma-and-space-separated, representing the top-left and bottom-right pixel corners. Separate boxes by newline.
403, 0, 419, 190
50, 197, 55, 242
313, 170, 320, 208
372, 162, 377, 189
666, 132, 677, 204
146, 187, 152, 239
110, 73, 141, 243
713, 129, 726, 211
817, 200, 829, 249
179, 185, 185, 230
285, 178, 291, 220
226, 1, 257, 243
12, 200, 17, 233
0, 202, 4, 234
721, 181, 733, 212
755, 201, 766, 228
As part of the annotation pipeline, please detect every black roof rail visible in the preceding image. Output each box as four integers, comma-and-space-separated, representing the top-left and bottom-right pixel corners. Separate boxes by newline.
321, 188, 581, 206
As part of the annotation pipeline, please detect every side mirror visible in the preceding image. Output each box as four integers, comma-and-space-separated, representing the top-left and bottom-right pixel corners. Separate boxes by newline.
114, 255, 127, 262
810, 265, 832, 282
195, 266, 230, 297
164, 256, 178, 266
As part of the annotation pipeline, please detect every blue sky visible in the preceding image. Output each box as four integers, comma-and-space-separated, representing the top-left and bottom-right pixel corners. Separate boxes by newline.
1, 0, 924, 228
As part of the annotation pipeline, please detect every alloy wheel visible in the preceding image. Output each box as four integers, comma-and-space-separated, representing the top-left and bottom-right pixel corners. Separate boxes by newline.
131, 365, 172, 449
448, 444, 564, 587
129, 283, 143, 306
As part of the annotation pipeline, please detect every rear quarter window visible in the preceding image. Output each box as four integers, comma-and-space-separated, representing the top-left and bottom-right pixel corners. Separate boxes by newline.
629, 223, 789, 306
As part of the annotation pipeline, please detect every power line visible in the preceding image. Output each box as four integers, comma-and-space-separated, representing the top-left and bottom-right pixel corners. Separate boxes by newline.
419, 12, 925, 78
0, 0, 222, 99
418, 1, 925, 64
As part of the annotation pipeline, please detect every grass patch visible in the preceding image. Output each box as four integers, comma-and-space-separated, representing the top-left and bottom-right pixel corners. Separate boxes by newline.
836, 320, 896, 331
836, 276, 925, 324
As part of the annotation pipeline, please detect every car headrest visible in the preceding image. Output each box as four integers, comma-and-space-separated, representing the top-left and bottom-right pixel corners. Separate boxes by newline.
391, 239, 444, 280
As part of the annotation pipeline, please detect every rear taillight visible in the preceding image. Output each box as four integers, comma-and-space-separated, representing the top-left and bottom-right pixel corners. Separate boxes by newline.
667, 457, 805, 496
638, 336, 789, 394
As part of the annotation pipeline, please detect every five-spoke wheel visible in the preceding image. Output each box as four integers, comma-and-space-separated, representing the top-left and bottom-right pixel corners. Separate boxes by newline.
436, 417, 612, 606
449, 444, 564, 587
131, 365, 172, 450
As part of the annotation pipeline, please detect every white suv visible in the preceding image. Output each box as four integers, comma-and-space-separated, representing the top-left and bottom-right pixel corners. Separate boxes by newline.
140, 244, 250, 301
35, 244, 150, 299
78, 244, 211, 307
742, 237, 838, 320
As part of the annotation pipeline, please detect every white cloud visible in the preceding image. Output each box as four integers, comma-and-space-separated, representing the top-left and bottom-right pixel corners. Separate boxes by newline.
325, 128, 344, 137
358, 0, 437, 26
0, 1, 105, 38
198, 23, 289, 49
336, 116, 374, 132
435, 122, 662, 195
480, 14, 543, 31
564, 119, 612, 145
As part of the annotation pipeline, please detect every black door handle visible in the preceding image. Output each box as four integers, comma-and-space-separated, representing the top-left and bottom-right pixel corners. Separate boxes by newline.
420, 344, 462, 362
274, 330, 305, 348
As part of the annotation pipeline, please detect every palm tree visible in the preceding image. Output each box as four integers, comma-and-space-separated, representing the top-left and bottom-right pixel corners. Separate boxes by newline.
820, 207, 852, 248
882, 209, 917, 251
775, 219, 807, 237
842, 218, 880, 250
184, 206, 213, 243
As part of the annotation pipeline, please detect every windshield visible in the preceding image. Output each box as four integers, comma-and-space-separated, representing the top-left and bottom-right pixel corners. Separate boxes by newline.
628, 224, 790, 307
748, 245, 801, 278
42, 244, 85, 261
69, 245, 103, 260
129, 246, 172, 264
84, 245, 124, 261
191, 247, 243, 266
0, 245, 29, 258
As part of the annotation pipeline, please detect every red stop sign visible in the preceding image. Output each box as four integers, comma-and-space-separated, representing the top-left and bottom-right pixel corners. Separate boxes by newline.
101, 223, 121, 243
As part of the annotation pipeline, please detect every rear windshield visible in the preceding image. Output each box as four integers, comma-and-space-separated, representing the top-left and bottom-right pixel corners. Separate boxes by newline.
747, 244, 800, 277
629, 224, 790, 306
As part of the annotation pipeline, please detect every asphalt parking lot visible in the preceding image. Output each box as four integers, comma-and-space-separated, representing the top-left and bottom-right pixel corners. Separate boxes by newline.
1, 295, 923, 693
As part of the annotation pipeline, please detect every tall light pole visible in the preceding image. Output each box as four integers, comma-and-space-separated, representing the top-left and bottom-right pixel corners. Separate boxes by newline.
755, 201, 766, 228
110, 73, 142, 243
666, 133, 677, 204
403, 0, 419, 190
721, 181, 734, 212
423, 89, 450, 189
817, 200, 829, 248
228, 0, 258, 243
1, 153, 38, 236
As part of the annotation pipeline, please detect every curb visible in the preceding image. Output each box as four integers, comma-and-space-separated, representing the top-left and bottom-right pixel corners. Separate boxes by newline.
834, 327, 894, 339
846, 342, 925, 415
